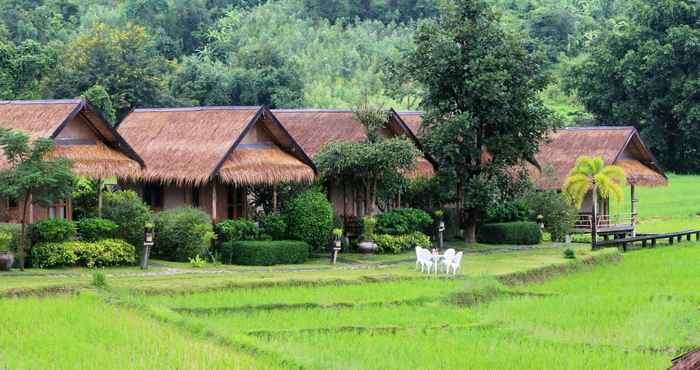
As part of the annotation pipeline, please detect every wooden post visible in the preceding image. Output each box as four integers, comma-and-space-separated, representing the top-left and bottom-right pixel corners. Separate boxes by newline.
630, 184, 637, 237
211, 182, 217, 222
591, 187, 598, 250
97, 178, 103, 218
67, 198, 73, 221
272, 185, 278, 214
28, 194, 33, 224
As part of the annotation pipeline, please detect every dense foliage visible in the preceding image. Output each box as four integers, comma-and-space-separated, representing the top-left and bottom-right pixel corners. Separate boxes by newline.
102, 190, 152, 250
153, 207, 214, 262
257, 214, 288, 240
374, 231, 431, 254
28, 219, 76, 245
477, 221, 542, 245
77, 218, 118, 242
0, 224, 20, 253
214, 219, 260, 243
284, 190, 334, 249
523, 190, 578, 242
396, 0, 557, 242
375, 208, 433, 236
31, 239, 136, 268
565, 0, 700, 172
219, 240, 309, 265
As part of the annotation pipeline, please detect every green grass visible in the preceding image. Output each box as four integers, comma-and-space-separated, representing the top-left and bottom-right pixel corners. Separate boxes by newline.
0, 294, 277, 369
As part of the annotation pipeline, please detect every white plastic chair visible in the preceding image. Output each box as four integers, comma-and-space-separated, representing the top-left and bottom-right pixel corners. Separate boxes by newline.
441, 249, 456, 273
415, 247, 423, 270
446, 252, 463, 275
418, 249, 434, 273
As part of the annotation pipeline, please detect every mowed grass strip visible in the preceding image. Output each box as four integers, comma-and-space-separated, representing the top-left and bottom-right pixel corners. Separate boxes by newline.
0, 293, 278, 370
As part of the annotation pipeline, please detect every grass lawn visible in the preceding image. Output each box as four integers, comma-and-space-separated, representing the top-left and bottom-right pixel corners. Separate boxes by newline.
1, 175, 699, 369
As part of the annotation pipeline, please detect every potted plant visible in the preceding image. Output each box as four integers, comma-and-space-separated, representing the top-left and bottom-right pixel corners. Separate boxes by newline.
357, 216, 378, 253
0, 231, 14, 271
332, 228, 343, 248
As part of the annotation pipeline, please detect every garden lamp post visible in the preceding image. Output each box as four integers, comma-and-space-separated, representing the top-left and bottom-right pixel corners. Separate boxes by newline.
141, 222, 155, 270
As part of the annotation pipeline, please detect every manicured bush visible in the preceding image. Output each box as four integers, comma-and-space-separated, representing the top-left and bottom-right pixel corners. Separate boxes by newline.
219, 240, 309, 265
257, 214, 287, 240
31, 239, 136, 268
564, 248, 576, 259
102, 190, 152, 249
376, 208, 433, 235
284, 190, 333, 249
29, 219, 76, 245
477, 222, 542, 245
215, 219, 259, 243
485, 199, 530, 223
374, 231, 432, 254
153, 207, 214, 261
77, 218, 118, 242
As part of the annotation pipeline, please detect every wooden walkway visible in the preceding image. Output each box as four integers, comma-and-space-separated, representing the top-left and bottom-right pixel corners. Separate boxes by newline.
595, 230, 700, 251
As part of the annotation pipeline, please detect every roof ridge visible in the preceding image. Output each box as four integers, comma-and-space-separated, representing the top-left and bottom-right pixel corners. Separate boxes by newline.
0, 99, 82, 105
560, 126, 635, 130
133, 106, 261, 112
272, 109, 354, 113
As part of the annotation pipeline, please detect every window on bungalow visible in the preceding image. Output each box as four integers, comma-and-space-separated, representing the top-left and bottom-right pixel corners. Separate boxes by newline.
8, 198, 17, 208
49, 200, 67, 220
191, 187, 200, 208
143, 184, 164, 209
226, 186, 246, 220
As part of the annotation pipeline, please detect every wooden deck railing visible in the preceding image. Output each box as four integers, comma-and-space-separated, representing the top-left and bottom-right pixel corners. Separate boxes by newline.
574, 213, 633, 230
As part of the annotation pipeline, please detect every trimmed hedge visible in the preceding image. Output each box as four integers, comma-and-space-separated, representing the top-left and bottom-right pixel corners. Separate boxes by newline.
477, 221, 542, 245
29, 219, 76, 245
376, 208, 433, 235
154, 207, 214, 261
219, 240, 309, 265
77, 218, 118, 241
31, 239, 136, 268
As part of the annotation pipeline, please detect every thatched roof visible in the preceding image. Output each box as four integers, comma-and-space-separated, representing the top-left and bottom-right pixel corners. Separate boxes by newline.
273, 109, 436, 179
531, 127, 667, 189
117, 106, 316, 186
396, 111, 423, 137
670, 347, 700, 370
0, 99, 143, 179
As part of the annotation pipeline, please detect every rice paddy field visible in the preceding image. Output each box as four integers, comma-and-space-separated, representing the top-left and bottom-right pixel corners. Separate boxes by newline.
1, 175, 699, 369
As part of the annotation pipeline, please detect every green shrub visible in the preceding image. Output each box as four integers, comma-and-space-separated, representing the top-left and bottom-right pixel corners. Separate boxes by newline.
0, 231, 12, 252
564, 248, 576, 259
361, 216, 376, 241
215, 219, 259, 243
376, 208, 433, 235
523, 190, 578, 242
284, 190, 333, 249
29, 219, 76, 245
189, 255, 207, 268
154, 207, 214, 261
485, 199, 530, 223
77, 218, 118, 241
102, 190, 152, 249
477, 222, 542, 245
257, 214, 287, 240
220, 240, 310, 265
92, 269, 108, 288
0, 224, 20, 253
374, 231, 432, 254
30, 242, 77, 268
31, 239, 136, 268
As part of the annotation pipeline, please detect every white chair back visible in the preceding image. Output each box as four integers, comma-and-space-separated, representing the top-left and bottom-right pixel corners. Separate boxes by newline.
443, 248, 456, 261
452, 252, 463, 268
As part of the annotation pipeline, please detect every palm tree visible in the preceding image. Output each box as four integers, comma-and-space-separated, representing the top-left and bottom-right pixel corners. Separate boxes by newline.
563, 156, 627, 245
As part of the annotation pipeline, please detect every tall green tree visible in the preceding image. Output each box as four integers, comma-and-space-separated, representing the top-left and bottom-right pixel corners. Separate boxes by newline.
566, 0, 700, 173
398, 0, 557, 242
314, 107, 418, 216
44, 22, 168, 120
0, 129, 74, 270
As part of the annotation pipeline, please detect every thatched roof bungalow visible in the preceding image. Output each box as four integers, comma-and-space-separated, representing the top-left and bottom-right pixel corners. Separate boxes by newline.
273, 109, 437, 217
118, 106, 316, 222
0, 99, 144, 222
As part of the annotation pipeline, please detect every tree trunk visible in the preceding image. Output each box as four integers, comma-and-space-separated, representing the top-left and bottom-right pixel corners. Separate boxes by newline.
464, 209, 478, 244
591, 184, 598, 250
18, 192, 30, 271
96, 178, 103, 218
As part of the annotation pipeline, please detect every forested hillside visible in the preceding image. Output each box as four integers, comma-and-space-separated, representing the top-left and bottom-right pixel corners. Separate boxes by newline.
1, 0, 698, 172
